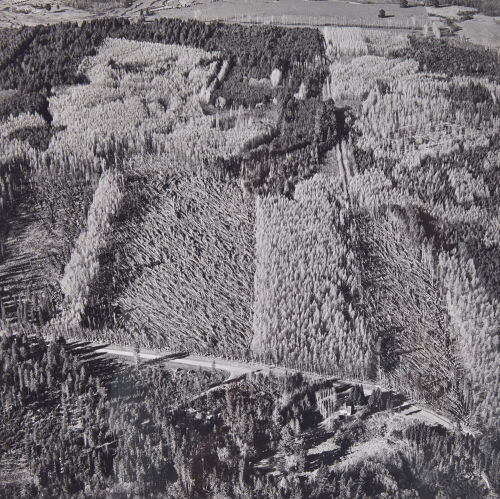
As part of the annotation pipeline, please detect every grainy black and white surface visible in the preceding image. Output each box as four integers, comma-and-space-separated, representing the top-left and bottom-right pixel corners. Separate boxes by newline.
0, 2, 499, 497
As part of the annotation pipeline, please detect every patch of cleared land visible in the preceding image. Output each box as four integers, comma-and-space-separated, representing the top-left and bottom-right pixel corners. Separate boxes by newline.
426, 5, 500, 51
167, 0, 428, 28
459, 14, 500, 51
0, 0, 100, 27
426, 5, 476, 19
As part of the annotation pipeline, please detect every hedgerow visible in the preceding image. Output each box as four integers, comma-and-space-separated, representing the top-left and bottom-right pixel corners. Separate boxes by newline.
443, 0, 500, 16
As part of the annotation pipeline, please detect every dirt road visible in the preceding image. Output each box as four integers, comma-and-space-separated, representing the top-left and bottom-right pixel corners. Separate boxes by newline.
95, 343, 462, 431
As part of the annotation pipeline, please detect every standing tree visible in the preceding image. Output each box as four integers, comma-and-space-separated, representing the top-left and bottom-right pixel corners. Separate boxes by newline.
368, 388, 383, 411
133, 340, 140, 366
349, 384, 367, 405
400, 0, 408, 7
378, 9, 386, 18
432, 22, 441, 38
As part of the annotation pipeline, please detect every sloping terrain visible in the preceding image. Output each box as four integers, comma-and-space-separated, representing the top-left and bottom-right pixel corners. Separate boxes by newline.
0, 0, 429, 29
0, 16, 499, 499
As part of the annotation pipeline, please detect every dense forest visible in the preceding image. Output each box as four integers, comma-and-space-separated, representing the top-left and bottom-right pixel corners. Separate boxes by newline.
1, 332, 498, 497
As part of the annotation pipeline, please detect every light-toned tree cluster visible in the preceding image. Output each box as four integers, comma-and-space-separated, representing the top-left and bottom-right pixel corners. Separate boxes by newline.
315, 387, 338, 419
355, 76, 500, 163
29, 38, 272, 181
321, 27, 410, 60
60, 169, 124, 325
252, 174, 374, 378
0, 112, 48, 211
48, 38, 218, 169
322, 56, 418, 102
0, 112, 46, 138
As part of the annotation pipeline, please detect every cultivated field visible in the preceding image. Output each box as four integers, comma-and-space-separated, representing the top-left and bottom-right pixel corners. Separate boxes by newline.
0, 0, 429, 28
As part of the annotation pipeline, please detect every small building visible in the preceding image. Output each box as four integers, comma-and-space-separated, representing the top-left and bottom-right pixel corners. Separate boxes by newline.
338, 402, 354, 417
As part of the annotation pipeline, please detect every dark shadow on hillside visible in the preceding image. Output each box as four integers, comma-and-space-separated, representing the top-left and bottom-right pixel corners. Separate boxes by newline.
64, 341, 128, 384
65, 341, 111, 356
306, 447, 342, 470
138, 352, 190, 369
304, 429, 336, 450
83, 355, 126, 383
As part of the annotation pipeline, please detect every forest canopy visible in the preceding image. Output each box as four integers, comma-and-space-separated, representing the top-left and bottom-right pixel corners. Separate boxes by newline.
0, 16, 499, 498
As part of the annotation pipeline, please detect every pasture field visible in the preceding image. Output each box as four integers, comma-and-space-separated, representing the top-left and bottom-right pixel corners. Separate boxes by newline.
173, 0, 427, 28
0, 0, 428, 28
426, 5, 500, 52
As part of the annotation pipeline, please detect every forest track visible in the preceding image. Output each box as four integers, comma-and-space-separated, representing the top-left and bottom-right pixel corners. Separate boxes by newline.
0, 329, 465, 432
92, 343, 460, 431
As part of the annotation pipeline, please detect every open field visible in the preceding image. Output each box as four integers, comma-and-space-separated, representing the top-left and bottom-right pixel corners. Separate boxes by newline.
0, 0, 99, 27
0, 0, 429, 28
426, 5, 500, 51
163, 0, 428, 28
458, 14, 500, 51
